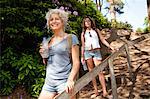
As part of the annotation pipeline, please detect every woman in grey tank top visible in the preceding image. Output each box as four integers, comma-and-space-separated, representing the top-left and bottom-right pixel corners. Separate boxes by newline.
39, 9, 80, 99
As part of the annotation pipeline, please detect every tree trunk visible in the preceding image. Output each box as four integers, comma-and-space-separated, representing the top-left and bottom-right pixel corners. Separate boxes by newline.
85, 0, 87, 6
109, 0, 116, 27
110, 4, 116, 20
147, 0, 150, 25
99, 0, 103, 12
96, 0, 98, 10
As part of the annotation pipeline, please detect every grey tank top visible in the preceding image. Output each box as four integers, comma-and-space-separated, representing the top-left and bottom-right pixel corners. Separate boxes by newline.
45, 34, 79, 83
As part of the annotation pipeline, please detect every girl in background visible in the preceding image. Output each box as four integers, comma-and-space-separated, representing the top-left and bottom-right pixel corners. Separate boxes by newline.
81, 16, 114, 98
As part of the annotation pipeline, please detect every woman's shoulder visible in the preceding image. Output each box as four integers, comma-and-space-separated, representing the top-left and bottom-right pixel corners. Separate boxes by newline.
81, 32, 85, 37
68, 33, 79, 45
95, 28, 101, 32
71, 33, 77, 37
67, 33, 78, 38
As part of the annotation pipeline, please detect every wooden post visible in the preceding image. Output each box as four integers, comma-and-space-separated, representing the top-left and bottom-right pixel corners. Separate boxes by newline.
124, 44, 133, 81
124, 44, 134, 99
108, 58, 118, 99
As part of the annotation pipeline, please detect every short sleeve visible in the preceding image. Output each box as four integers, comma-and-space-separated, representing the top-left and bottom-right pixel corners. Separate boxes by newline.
72, 34, 79, 46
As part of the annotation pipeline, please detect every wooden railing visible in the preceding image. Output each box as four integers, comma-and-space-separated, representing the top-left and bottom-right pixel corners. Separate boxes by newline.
56, 33, 150, 99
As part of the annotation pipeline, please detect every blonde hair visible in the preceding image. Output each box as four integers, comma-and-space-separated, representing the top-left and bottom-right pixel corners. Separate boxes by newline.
45, 9, 69, 30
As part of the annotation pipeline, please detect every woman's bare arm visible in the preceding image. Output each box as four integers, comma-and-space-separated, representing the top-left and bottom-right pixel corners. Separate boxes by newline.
81, 32, 85, 58
97, 29, 114, 50
66, 44, 80, 93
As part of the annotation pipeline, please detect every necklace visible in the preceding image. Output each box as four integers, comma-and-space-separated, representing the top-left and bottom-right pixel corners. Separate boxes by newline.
86, 29, 92, 37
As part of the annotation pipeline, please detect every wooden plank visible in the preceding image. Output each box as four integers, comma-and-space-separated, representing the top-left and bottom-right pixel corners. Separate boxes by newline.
105, 71, 127, 78
122, 33, 150, 46
132, 33, 150, 44
125, 44, 133, 82
55, 44, 126, 99
108, 58, 118, 99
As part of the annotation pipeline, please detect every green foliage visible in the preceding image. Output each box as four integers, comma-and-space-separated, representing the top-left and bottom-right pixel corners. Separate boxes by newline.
135, 17, 150, 33
11, 53, 45, 97
144, 17, 149, 26
136, 28, 144, 33
0, 70, 16, 95
115, 21, 132, 30
143, 27, 150, 33
93, 11, 111, 29
1, 0, 53, 96
0, 47, 45, 96
0, 48, 17, 95
143, 17, 150, 33
31, 78, 45, 97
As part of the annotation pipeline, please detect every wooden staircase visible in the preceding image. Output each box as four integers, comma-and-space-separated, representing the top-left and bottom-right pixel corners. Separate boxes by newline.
56, 33, 150, 99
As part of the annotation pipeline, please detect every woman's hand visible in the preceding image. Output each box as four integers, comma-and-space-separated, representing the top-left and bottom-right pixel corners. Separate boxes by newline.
81, 57, 85, 64
39, 46, 47, 65
39, 45, 45, 53
109, 45, 119, 52
65, 79, 75, 94
109, 45, 115, 51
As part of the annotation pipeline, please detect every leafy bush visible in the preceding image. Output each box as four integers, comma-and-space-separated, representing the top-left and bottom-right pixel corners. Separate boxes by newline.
0, 48, 17, 95
115, 21, 132, 30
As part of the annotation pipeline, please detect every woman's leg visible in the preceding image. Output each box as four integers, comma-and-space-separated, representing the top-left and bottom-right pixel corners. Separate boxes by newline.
86, 58, 99, 97
38, 90, 56, 99
93, 59, 108, 97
